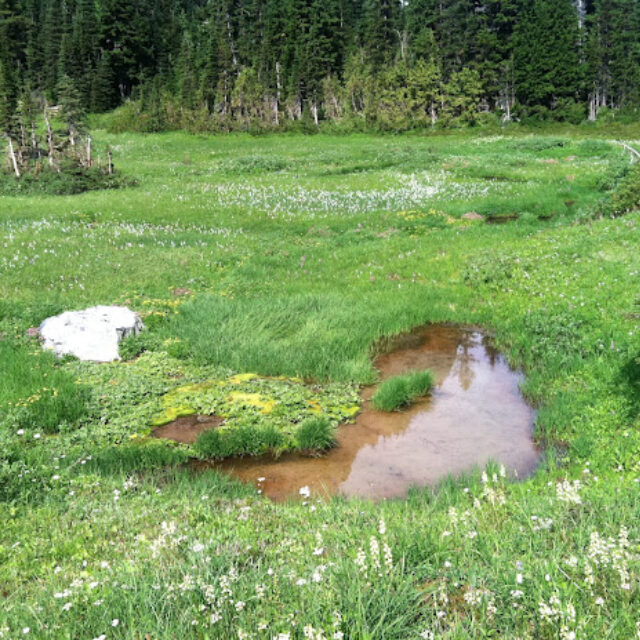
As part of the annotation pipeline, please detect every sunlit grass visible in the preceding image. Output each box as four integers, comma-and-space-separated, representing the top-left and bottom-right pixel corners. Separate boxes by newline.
1, 129, 640, 639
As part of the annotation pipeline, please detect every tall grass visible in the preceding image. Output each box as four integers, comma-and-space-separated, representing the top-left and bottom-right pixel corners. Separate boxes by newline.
0, 341, 89, 432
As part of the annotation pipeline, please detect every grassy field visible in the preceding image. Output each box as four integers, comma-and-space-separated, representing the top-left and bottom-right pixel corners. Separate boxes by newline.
1, 129, 640, 639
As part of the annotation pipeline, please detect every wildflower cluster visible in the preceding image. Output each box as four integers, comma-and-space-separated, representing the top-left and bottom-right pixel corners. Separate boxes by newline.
354, 519, 394, 580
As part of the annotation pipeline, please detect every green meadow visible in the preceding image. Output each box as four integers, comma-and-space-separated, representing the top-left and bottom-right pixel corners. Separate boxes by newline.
1, 129, 640, 639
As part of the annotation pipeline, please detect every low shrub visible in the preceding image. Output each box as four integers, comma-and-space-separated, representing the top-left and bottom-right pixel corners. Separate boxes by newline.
599, 165, 640, 217
119, 332, 163, 361
371, 370, 434, 412
0, 163, 136, 196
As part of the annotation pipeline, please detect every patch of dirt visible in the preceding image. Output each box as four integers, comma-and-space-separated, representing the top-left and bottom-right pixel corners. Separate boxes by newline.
153, 414, 224, 444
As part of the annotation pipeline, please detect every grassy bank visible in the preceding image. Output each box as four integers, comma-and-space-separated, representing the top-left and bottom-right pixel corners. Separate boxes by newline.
1, 130, 639, 638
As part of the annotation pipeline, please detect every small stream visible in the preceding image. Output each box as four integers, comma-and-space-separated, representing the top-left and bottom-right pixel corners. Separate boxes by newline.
195, 325, 539, 501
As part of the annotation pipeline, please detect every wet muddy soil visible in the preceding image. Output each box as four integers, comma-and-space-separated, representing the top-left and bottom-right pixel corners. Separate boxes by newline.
195, 325, 539, 501
153, 414, 224, 444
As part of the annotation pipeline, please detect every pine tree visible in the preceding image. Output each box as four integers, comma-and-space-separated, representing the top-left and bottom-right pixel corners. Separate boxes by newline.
362, 0, 397, 67
100, 0, 154, 99
70, 0, 99, 105
0, 0, 637, 128
587, 0, 640, 110
0, 56, 17, 135
513, 0, 583, 110
41, 0, 64, 95
57, 74, 87, 146
91, 52, 118, 112
0, 0, 19, 138
304, 0, 343, 121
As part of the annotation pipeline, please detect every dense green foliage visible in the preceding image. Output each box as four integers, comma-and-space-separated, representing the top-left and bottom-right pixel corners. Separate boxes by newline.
1, 129, 640, 638
371, 370, 435, 411
1, 0, 640, 132
0, 162, 135, 194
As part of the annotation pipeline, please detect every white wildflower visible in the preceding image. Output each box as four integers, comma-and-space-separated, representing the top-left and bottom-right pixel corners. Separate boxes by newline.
556, 479, 582, 505
299, 486, 311, 498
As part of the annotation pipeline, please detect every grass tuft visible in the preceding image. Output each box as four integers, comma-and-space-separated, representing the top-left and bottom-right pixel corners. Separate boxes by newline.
296, 416, 337, 451
371, 370, 435, 412
195, 424, 286, 459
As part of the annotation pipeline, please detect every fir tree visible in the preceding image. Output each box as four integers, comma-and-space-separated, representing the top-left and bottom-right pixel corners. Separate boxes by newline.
362, 0, 397, 67
91, 52, 118, 112
57, 74, 87, 146
588, 0, 640, 109
0, 56, 17, 135
513, 0, 583, 110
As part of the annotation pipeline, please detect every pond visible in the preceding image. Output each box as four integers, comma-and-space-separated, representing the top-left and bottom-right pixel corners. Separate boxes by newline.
195, 325, 540, 501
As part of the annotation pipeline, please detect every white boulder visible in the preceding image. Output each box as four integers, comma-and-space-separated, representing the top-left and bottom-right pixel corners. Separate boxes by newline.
40, 306, 143, 362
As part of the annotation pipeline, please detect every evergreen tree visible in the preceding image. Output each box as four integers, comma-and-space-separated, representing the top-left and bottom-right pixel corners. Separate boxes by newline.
0, 0, 637, 129
41, 0, 64, 95
91, 52, 118, 112
57, 74, 87, 146
362, 0, 397, 67
0, 0, 20, 137
0, 56, 17, 135
588, 0, 640, 109
100, 0, 154, 99
71, 0, 99, 104
513, 0, 583, 110
304, 0, 343, 118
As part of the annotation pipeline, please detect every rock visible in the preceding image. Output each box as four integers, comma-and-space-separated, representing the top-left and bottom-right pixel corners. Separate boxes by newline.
462, 211, 483, 221
40, 306, 143, 362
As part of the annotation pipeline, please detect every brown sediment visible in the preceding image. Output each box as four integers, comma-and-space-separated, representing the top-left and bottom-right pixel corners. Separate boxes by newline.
194, 325, 540, 502
153, 414, 224, 444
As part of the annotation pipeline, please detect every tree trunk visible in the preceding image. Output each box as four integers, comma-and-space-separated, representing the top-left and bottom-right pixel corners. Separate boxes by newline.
275, 62, 281, 126
31, 123, 40, 158
588, 93, 597, 121
44, 107, 54, 167
226, 12, 238, 67
86, 135, 92, 168
395, 29, 408, 61
7, 136, 21, 178
107, 149, 113, 175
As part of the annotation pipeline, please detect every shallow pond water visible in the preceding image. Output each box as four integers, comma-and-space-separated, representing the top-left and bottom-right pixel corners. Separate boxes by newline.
196, 325, 539, 501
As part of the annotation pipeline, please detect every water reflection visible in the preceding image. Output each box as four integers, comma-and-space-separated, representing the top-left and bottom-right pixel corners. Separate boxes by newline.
200, 325, 539, 501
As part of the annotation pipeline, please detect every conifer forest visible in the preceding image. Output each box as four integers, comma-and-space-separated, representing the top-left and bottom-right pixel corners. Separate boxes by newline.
1, 0, 640, 132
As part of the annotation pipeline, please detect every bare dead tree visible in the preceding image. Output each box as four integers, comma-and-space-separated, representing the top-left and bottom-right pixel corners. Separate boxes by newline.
86, 135, 92, 168
43, 104, 54, 168
6, 135, 21, 177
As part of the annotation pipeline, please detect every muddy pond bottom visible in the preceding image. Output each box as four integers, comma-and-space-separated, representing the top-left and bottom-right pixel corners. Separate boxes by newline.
202, 325, 539, 501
